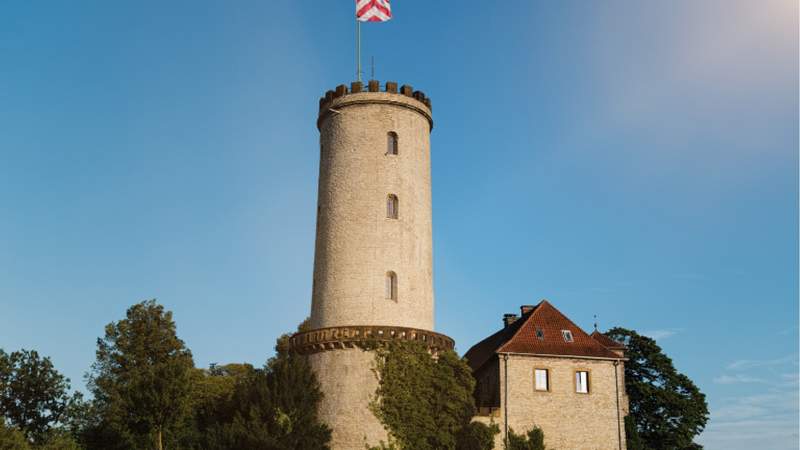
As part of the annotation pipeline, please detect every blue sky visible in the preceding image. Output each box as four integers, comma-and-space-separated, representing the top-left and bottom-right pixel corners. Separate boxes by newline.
0, 1, 797, 448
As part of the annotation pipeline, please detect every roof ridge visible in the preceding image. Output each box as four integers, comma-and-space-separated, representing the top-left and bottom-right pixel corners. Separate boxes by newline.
590, 329, 626, 349
498, 300, 621, 359
540, 302, 614, 353
497, 300, 544, 354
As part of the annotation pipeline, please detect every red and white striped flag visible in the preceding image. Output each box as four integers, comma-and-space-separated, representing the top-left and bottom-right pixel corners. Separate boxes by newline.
356, 0, 392, 22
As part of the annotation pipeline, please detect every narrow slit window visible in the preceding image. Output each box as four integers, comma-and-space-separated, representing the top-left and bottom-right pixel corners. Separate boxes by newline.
385, 271, 398, 300
387, 194, 398, 219
576, 371, 589, 393
387, 132, 398, 155
534, 369, 549, 391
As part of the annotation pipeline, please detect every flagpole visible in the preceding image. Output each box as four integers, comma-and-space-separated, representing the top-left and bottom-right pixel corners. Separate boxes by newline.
356, 19, 362, 82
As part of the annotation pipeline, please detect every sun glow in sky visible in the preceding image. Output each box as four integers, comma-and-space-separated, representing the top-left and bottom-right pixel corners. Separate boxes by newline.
1, 1, 797, 449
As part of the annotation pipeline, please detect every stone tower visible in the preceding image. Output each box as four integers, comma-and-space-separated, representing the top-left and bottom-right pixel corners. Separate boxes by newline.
291, 80, 454, 449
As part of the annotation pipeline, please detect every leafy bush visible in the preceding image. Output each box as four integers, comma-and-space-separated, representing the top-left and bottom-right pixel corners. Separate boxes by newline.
506, 427, 544, 450
456, 421, 499, 450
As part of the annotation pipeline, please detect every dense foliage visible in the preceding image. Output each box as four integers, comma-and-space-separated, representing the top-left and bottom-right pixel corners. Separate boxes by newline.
188, 330, 330, 449
0, 349, 74, 444
505, 427, 545, 450
455, 422, 499, 450
85, 300, 195, 450
0, 422, 30, 450
369, 341, 488, 450
605, 328, 708, 450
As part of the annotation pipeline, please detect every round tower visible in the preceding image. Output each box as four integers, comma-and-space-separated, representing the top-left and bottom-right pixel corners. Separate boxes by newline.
312, 80, 435, 330
291, 81, 453, 449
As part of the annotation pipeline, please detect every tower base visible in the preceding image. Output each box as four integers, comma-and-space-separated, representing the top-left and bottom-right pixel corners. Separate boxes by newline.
308, 348, 387, 450
292, 325, 455, 449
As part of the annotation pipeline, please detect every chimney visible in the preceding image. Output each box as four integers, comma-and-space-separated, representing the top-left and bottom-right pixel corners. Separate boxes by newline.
503, 314, 518, 328
520, 305, 536, 315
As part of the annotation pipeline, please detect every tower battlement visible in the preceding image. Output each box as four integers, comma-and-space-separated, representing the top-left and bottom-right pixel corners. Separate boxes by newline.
319, 80, 432, 110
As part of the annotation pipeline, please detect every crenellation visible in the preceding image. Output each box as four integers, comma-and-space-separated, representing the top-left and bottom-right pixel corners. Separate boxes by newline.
368, 79, 380, 92
318, 81, 432, 115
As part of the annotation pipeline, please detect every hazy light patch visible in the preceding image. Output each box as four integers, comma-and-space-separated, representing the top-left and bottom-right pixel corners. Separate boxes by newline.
582, 0, 798, 189
713, 374, 767, 384
699, 389, 799, 450
727, 355, 797, 371
642, 328, 681, 340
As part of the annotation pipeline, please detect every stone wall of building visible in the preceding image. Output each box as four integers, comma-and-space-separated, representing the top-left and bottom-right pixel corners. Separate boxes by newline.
311, 87, 434, 331
491, 355, 628, 450
307, 348, 387, 450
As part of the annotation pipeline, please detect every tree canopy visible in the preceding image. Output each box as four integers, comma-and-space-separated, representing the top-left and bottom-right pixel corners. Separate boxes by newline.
191, 329, 331, 450
0, 349, 73, 444
86, 300, 195, 450
605, 328, 708, 450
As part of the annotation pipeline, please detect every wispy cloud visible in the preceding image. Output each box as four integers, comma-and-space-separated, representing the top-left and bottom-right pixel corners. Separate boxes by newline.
641, 328, 681, 340
703, 351, 800, 449
779, 372, 799, 387
713, 374, 767, 385
698, 389, 799, 449
727, 355, 797, 371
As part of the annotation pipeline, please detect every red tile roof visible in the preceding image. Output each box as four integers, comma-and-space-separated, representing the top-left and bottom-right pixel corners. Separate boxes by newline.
590, 330, 626, 350
464, 300, 623, 372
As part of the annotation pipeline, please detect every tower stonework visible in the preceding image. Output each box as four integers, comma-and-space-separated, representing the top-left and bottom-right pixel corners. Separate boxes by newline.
291, 82, 453, 449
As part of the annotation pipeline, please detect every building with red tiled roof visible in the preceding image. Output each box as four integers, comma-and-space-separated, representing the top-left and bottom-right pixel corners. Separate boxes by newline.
465, 300, 629, 450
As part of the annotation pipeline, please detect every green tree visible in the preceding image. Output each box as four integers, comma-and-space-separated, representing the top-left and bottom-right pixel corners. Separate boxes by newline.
624, 415, 644, 450
179, 363, 255, 448
605, 328, 708, 450
455, 422, 499, 450
197, 323, 331, 450
87, 300, 195, 450
0, 421, 30, 450
36, 431, 82, 450
505, 427, 544, 450
0, 349, 72, 443
370, 341, 477, 450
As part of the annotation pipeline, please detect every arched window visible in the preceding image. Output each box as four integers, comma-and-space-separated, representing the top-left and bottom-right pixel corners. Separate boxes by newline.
387, 194, 398, 219
387, 132, 398, 155
385, 271, 397, 300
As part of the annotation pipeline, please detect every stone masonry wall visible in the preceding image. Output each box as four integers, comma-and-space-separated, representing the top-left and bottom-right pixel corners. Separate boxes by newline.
308, 348, 387, 450
311, 91, 434, 331
493, 355, 628, 450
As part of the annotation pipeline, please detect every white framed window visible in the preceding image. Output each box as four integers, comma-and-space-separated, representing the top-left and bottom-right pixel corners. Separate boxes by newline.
534, 369, 549, 391
387, 132, 398, 155
561, 330, 574, 342
385, 271, 397, 300
387, 194, 398, 219
575, 370, 589, 394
